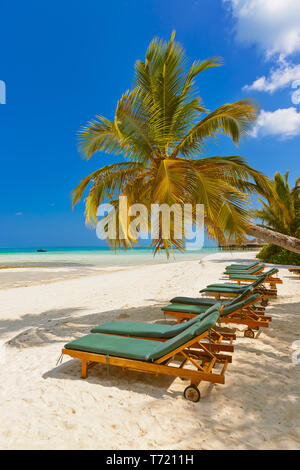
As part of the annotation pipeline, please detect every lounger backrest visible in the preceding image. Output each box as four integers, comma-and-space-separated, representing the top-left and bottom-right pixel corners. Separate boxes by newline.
227, 286, 253, 304
250, 276, 265, 288
146, 310, 219, 361
263, 267, 278, 276
257, 267, 278, 281
162, 303, 221, 338
222, 293, 261, 316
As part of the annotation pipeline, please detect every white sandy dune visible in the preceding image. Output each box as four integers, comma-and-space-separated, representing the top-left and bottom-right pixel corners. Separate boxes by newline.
0, 251, 299, 449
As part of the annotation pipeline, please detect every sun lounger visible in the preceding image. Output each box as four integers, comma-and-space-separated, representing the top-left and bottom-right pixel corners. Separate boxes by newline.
224, 263, 265, 275
91, 304, 235, 353
210, 268, 281, 296
225, 261, 260, 271
62, 310, 231, 402
200, 273, 276, 303
170, 286, 265, 312
162, 293, 271, 338
227, 267, 282, 290
289, 267, 300, 277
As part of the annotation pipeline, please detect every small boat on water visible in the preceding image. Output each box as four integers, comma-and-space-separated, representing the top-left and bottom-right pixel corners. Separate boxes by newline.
37, 249, 47, 252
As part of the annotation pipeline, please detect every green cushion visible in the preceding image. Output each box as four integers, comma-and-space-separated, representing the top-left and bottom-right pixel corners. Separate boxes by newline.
205, 275, 265, 291
222, 293, 261, 316
165, 293, 260, 317
91, 303, 221, 339
65, 333, 160, 361
171, 285, 254, 306
225, 261, 259, 270
162, 303, 208, 314
65, 311, 219, 361
170, 296, 224, 306
225, 264, 264, 274
148, 311, 219, 360
228, 274, 262, 280
91, 321, 173, 338
200, 286, 245, 294
206, 283, 245, 290
227, 286, 254, 303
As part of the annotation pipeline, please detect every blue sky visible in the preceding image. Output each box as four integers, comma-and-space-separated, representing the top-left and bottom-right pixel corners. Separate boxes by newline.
0, 0, 299, 247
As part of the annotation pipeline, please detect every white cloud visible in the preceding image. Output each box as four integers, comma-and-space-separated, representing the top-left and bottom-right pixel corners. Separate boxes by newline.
251, 107, 300, 138
244, 60, 300, 93
15, 212, 23, 216
224, 0, 300, 58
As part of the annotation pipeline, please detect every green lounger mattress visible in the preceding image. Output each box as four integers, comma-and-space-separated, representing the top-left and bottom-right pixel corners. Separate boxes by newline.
225, 264, 264, 274
200, 286, 248, 294
91, 304, 220, 338
161, 303, 208, 315
170, 286, 254, 307
225, 261, 260, 270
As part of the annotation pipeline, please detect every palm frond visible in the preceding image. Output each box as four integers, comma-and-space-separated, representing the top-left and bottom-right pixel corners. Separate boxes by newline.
170, 99, 259, 158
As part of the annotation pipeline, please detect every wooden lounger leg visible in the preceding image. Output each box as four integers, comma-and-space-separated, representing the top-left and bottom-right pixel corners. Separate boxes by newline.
191, 379, 201, 387
82, 359, 88, 379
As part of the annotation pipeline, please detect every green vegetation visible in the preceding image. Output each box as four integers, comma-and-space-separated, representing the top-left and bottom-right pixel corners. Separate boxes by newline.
257, 243, 300, 265
255, 171, 300, 265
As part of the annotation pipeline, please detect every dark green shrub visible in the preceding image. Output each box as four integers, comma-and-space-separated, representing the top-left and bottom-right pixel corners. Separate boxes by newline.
256, 243, 300, 265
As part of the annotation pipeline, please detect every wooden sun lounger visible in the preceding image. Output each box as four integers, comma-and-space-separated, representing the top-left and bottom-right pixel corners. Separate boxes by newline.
228, 274, 282, 290
162, 294, 272, 339
289, 268, 300, 277
224, 263, 265, 276
62, 312, 231, 402
170, 286, 266, 315
201, 272, 279, 304
199, 286, 274, 305
225, 261, 260, 270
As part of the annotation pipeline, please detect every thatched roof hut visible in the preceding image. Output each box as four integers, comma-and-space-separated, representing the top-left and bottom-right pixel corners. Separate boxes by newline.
218, 238, 266, 250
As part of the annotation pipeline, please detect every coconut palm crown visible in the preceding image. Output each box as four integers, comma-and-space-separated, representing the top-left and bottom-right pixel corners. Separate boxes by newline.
254, 171, 300, 238
72, 33, 272, 256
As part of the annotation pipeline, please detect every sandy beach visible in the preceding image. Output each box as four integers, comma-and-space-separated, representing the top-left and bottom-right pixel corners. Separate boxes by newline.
0, 250, 299, 450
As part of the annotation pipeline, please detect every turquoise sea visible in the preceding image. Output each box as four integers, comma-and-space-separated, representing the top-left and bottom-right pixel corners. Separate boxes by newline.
0, 246, 219, 268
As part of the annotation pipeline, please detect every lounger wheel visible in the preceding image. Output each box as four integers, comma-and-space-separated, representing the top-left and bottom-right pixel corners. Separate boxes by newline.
244, 329, 255, 339
183, 385, 201, 402
261, 299, 268, 307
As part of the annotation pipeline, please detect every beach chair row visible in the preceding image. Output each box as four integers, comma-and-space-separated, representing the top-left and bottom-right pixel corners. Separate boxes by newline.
62, 260, 282, 402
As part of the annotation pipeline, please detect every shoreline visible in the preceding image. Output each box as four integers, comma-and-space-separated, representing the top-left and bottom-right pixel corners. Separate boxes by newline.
0, 249, 216, 290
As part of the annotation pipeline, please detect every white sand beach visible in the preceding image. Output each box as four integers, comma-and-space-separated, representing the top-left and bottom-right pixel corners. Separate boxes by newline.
0, 251, 299, 450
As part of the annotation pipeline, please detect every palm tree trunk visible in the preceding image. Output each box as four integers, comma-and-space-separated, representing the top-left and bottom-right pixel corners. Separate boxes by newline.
247, 224, 300, 254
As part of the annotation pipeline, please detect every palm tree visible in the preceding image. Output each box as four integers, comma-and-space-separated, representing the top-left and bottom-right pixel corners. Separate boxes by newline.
72, 33, 300, 255
254, 171, 300, 237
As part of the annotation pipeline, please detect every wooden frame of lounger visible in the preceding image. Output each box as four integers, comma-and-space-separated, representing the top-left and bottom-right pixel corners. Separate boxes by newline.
163, 296, 272, 331
62, 331, 232, 388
